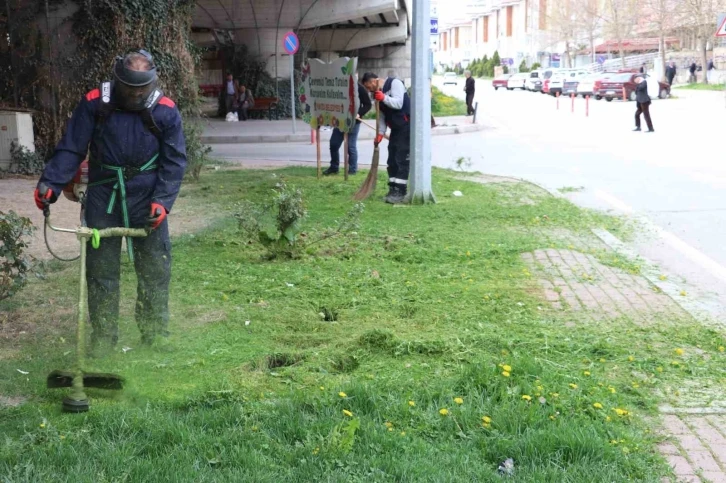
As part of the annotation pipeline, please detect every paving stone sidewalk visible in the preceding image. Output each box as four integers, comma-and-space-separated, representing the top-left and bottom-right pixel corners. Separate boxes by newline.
523, 246, 726, 483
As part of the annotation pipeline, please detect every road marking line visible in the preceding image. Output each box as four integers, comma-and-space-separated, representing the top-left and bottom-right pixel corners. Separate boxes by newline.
595, 189, 726, 284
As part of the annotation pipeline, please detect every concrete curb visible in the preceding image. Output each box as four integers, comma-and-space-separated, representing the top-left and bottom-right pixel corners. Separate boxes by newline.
201, 122, 486, 145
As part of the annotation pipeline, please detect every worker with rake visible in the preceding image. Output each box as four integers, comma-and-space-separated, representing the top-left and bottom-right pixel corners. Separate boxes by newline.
34, 50, 187, 353
362, 72, 411, 204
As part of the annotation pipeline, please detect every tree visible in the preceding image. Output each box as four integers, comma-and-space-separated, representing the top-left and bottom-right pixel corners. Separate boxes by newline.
547, 0, 579, 68
601, 0, 641, 68
682, 0, 725, 84
642, 0, 682, 81
518, 59, 529, 72
578, 0, 602, 65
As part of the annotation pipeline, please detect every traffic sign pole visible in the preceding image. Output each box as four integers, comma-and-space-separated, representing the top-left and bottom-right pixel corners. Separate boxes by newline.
282, 31, 300, 134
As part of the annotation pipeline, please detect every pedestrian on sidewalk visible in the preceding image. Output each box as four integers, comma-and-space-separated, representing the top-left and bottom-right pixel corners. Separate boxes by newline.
323, 79, 372, 176
633, 76, 654, 133
362, 71, 411, 204
464, 70, 475, 116
237, 85, 254, 121
689, 62, 697, 83
707, 59, 715, 83
665, 61, 676, 86
224, 73, 239, 116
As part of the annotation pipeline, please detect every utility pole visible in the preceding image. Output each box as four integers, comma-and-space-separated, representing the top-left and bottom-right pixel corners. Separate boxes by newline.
406, 0, 436, 204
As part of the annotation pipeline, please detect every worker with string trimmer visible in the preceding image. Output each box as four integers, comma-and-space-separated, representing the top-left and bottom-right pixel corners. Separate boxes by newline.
34, 50, 187, 354
361, 72, 411, 204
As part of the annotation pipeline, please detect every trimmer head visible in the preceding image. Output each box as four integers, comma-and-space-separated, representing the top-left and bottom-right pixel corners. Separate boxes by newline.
47, 370, 125, 390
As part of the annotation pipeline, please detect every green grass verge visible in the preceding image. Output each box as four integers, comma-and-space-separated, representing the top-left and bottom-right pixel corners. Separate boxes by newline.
674, 82, 726, 91
364, 87, 466, 120
2, 168, 725, 481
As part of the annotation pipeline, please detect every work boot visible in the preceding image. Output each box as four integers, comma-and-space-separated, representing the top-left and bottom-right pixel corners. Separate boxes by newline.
323, 167, 339, 176
383, 182, 395, 200
632, 127, 641, 132
385, 184, 407, 204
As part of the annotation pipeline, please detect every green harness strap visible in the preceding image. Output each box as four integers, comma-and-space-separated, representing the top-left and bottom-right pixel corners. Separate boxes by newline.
88, 154, 159, 261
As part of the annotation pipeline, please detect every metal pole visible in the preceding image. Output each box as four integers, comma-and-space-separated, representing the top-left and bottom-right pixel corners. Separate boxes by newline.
407, 0, 436, 204
290, 54, 296, 134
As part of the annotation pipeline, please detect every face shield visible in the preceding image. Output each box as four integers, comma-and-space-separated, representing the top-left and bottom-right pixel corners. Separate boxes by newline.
113, 50, 158, 111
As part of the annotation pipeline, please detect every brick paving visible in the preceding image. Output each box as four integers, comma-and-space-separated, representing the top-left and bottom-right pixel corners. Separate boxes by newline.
522, 248, 686, 323
523, 247, 726, 482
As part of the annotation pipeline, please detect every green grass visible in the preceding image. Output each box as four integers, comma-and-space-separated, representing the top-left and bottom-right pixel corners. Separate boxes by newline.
674, 82, 726, 91
363, 87, 466, 120
2, 168, 726, 481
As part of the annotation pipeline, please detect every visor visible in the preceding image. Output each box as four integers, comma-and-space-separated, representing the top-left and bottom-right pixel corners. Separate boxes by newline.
113, 50, 158, 111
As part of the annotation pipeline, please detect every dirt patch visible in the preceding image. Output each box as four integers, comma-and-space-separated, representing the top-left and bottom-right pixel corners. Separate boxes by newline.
0, 395, 26, 408
0, 177, 223, 260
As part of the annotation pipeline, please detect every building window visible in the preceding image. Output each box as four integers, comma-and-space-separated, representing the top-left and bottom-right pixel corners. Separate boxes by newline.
507, 6, 513, 37
539, 0, 547, 30
483, 17, 489, 43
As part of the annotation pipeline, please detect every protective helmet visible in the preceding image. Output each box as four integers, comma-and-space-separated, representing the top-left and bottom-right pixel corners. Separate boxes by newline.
113, 49, 158, 111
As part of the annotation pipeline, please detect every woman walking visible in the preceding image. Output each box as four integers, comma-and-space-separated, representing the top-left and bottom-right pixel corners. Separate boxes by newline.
633, 76, 654, 133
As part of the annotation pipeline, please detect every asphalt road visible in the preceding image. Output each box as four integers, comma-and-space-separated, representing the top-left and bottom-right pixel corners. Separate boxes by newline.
210, 76, 726, 317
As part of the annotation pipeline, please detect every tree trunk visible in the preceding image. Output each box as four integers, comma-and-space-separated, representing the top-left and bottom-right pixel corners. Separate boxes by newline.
659, 33, 666, 82
619, 40, 626, 68
590, 34, 595, 65
701, 36, 708, 84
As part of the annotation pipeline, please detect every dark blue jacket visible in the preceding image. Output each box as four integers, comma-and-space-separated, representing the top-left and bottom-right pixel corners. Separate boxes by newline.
40, 88, 187, 216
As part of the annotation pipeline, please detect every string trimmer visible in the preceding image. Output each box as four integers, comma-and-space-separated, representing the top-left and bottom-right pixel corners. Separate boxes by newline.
44, 206, 147, 413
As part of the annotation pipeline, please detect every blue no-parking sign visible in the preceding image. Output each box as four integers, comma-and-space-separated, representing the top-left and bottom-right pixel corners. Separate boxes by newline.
283, 31, 299, 55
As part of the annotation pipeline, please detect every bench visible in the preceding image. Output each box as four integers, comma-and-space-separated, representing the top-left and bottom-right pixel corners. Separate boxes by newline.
249, 97, 280, 120
199, 84, 221, 98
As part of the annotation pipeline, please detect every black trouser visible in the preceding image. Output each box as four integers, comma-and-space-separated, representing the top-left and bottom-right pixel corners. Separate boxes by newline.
635, 101, 653, 131
225, 95, 236, 114
466, 92, 475, 115
387, 126, 411, 188
238, 101, 249, 120
85, 186, 172, 345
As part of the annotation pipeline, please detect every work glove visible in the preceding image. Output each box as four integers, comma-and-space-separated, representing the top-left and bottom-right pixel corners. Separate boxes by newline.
147, 202, 167, 230
373, 91, 385, 102
34, 183, 57, 211
374, 134, 384, 147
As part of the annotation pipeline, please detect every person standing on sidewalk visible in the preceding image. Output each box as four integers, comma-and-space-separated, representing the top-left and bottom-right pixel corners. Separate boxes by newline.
633, 76, 654, 133
223, 73, 239, 116
665, 61, 676, 86
324, 80, 372, 176
689, 62, 697, 83
362, 71, 411, 204
464, 70, 475, 116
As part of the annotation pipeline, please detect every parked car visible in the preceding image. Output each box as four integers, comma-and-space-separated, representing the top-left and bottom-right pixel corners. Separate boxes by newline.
525, 71, 542, 91
548, 70, 588, 97
443, 72, 458, 85
539, 68, 560, 94
492, 74, 513, 90
507, 73, 529, 90
562, 71, 589, 96
595, 72, 670, 102
577, 72, 613, 98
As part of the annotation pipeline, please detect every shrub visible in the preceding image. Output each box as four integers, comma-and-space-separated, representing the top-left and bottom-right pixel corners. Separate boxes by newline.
531, 62, 542, 71
183, 120, 213, 181
0, 211, 35, 301
518, 60, 529, 73
7, 142, 44, 176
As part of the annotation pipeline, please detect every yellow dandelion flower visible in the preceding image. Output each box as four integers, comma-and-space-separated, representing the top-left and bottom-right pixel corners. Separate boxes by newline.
550, 392, 559, 398
628, 356, 635, 362
719, 346, 725, 352
312, 447, 320, 455
522, 395, 532, 401
502, 371, 511, 377
549, 415, 556, 420
674, 348, 684, 356
632, 382, 640, 388
466, 251, 471, 256
39, 422, 46, 429
59, 435, 65, 440
569, 383, 578, 389
502, 364, 512, 373
537, 385, 544, 392
252, 426, 259, 432
338, 392, 347, 398
671, 361, 680, 366
656, 367, 663, 373
408, 400, 416, 407
606, 416, 612, 422
584, 371, 591, 376
680, 290, 687, 297
454, 397, 464, 405
599, 358, 606, 363
593, 402, 603, 409
385, 421, 393, 429
319, 386, 325, 390
439, 408, 449, 416
613, 408, 629, 416
609, 387, 616, 394
482, 422, 491, 428
343, 409, 353, 417
482, 416, 492, 424
400, 431, 406, 436
658, 275, 667, 281
388, 427, 393, 432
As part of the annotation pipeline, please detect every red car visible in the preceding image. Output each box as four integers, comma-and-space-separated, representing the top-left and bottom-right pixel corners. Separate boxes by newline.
492, 74, 512, 90
595, 72, 671, 102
